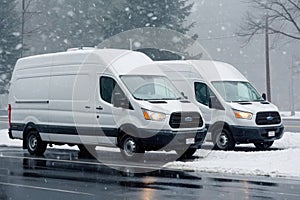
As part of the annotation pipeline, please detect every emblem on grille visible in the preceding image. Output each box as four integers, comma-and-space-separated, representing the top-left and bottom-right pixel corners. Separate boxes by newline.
266, 116, 274, 121
184, 117, 193, 122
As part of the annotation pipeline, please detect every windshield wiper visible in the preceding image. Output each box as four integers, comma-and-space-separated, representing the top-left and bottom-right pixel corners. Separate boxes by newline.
253, 99, 265, 102
161, 97, 180, 100
135, 97, 182, 101
135, 97, 147, 101
231, 100, 250, 103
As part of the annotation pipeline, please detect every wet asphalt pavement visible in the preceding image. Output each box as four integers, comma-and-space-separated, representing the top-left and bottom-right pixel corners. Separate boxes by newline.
0, 147, 300, 200
1, 117, 300, 199
282, 119, 300, 132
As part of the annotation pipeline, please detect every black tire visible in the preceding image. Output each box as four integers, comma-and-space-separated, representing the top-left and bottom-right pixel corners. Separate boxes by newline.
176, 148, 197, 160
26, 130, 47, 156
254, 141, 274, 150
120, 135, 145, 161
78, 145, 96, 157
213, 128, 235, 150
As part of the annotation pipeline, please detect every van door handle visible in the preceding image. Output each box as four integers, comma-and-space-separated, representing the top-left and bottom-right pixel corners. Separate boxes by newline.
96, 106, 103, 110
85, 106, 91, 109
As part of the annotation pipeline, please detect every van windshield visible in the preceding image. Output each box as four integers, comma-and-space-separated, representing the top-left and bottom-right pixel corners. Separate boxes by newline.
120, 75, 182, 100
212, 81, 264, 102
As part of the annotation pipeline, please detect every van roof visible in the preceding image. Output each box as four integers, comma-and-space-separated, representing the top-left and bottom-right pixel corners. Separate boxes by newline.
155, 60, 248, 82
15, 49, 163, 76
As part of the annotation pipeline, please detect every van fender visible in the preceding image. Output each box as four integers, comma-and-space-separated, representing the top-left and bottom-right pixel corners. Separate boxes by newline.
22, 123, 40, 149
117, 124, 141, 146
116, 114, 142, 129
209, 121, 232, 139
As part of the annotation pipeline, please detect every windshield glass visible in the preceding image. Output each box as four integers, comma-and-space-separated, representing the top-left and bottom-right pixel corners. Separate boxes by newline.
120, 75, 182, 100
212, 81, 264, 102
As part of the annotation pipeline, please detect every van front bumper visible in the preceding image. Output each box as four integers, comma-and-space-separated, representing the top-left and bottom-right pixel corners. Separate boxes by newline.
230, 124, 284, 143
138, 128, 207, 151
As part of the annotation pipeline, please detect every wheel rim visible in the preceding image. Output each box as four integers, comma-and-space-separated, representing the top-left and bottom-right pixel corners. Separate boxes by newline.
124, 138, 136, 157
28, 135, 38, 151
217, 132, 228, 148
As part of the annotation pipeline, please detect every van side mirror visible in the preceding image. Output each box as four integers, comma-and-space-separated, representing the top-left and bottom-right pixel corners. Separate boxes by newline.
113, 92, 130, 109
262, 93, 266, 101
209, 96, 224, 110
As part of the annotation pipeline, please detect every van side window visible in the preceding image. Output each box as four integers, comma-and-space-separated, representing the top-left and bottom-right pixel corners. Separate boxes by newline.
100, 77, 132, 109
100, 76, 123, 104
195, 82, 218, 107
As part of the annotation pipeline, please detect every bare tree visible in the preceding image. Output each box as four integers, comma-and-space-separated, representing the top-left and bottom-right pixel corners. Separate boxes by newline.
239, 0, 300, 43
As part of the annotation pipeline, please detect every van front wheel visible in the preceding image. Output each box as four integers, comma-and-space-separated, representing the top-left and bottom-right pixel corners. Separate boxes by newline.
213, 128, 235, 151
120, 135, 144, 161
27, 131, 47, 156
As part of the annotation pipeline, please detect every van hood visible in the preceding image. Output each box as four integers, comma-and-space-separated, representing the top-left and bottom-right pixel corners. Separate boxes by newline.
228, 101, 279, 114
137, 100, 201, 115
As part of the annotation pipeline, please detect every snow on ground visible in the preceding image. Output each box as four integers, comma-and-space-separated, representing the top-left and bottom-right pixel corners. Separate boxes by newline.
0, 129, 22, 147
1, 129, 300, 178
166, 132, 300, 178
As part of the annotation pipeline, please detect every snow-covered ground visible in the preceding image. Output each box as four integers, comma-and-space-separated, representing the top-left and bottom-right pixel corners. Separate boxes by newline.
167, 133, 300, 178
1, 129, 300, 178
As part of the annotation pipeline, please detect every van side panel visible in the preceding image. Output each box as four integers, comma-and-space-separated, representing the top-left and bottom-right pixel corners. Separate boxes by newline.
47, 63, 97, 144
10, 59, 51, 141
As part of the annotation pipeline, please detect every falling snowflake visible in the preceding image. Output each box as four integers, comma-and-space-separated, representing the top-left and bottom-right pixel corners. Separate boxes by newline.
151, 16, 158, 21
67, 11, 74, 17
133, 41, 141, 48
15, 44, 22, 50
147, 13, 154, 17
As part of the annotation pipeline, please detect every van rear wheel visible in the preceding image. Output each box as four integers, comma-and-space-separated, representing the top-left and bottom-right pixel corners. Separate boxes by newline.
120, 135, 144, 161
27, 131, 47, 156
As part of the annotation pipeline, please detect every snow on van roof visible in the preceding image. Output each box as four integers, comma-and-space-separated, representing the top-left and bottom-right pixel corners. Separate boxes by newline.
156, 60, 247, 82
15, 49, 155, 75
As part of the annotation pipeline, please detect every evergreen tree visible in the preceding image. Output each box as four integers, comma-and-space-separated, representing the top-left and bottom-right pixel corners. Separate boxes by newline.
28, 0, 197, 59
105, 0, 194, 38
28, 0, 120, 54
0, 0, 22, 93
100, 0, 198, 60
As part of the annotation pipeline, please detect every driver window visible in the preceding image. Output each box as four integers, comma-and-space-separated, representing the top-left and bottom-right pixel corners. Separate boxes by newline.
195, 82, 209, 106
195, 82, 217, 107
100, 76, 124, 104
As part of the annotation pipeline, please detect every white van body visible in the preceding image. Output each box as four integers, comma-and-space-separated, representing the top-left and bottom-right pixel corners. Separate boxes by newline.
157, 60, 284, 150
8, 49, 206, 159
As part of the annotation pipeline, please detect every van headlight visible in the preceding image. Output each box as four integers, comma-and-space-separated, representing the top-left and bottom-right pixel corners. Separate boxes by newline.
233, 109, 253, 120
142, 109, 166, 121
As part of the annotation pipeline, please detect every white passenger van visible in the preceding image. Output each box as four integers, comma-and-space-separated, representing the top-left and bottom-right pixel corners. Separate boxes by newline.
156, 60, 284, 150
8, 49, 206, 160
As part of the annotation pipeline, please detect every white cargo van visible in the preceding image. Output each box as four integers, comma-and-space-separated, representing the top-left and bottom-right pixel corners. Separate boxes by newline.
157, 60, 284, 150
8, 49, 206, 160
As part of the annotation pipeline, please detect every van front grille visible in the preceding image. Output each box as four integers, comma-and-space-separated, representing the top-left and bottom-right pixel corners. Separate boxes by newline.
169, 112, 203, 128
255, 112, 281, 125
